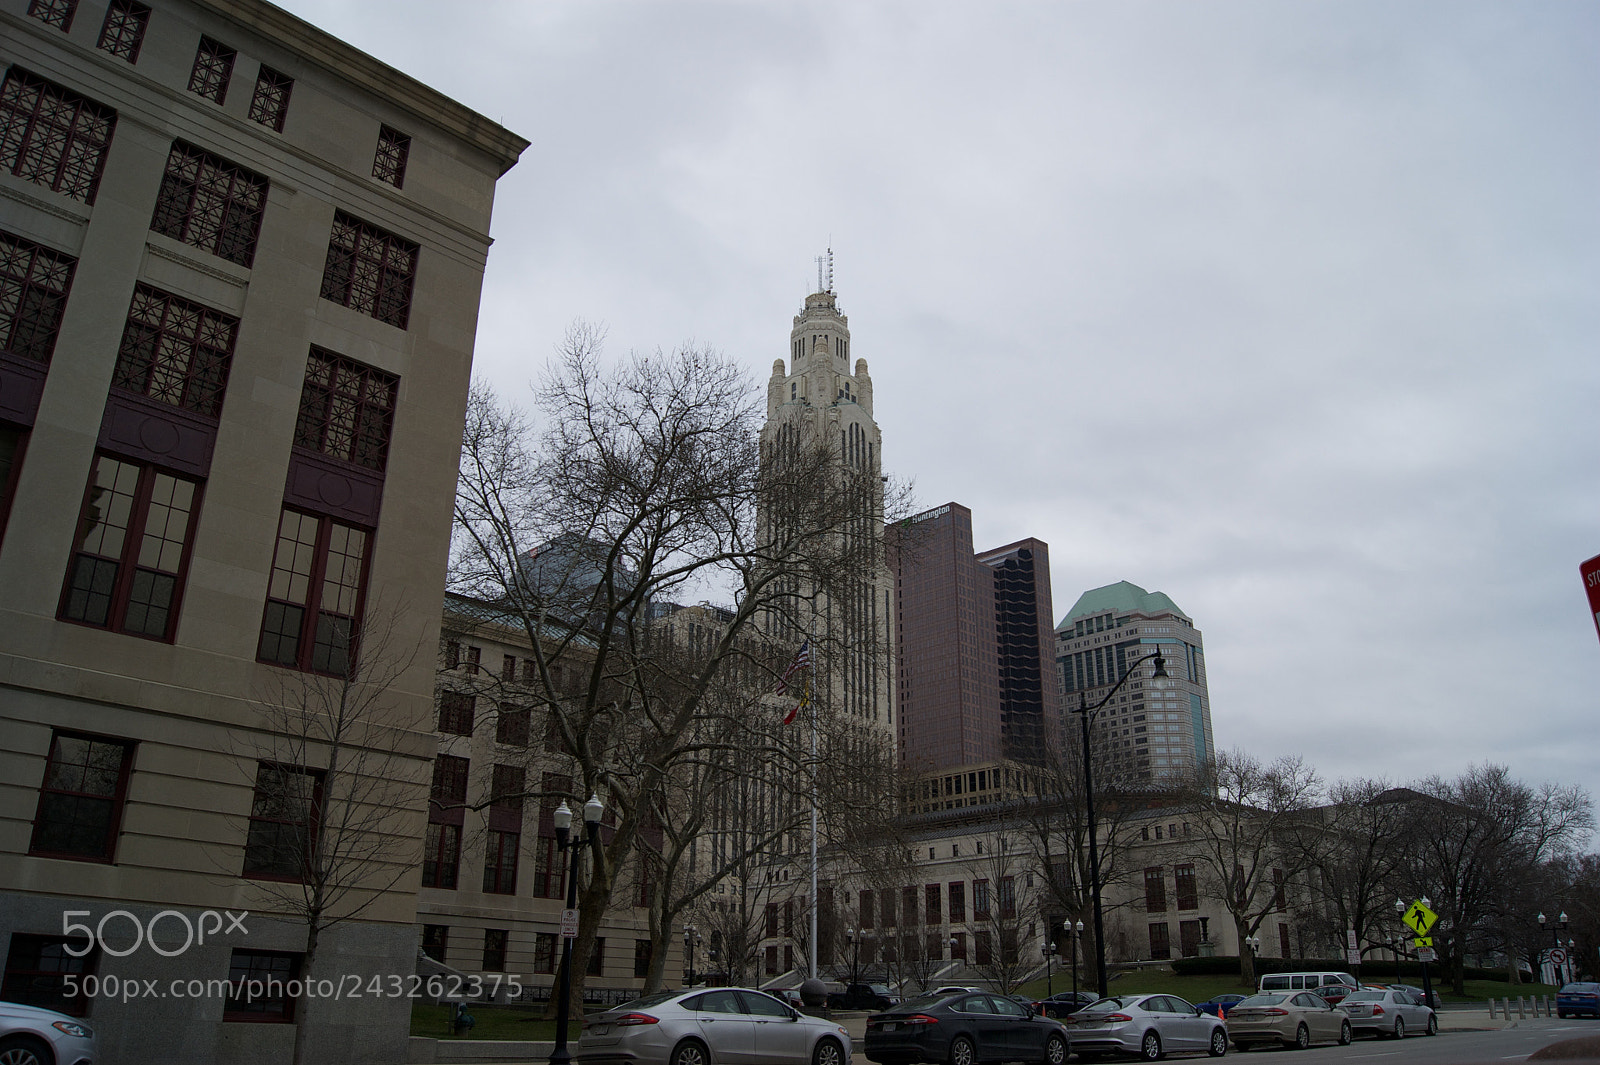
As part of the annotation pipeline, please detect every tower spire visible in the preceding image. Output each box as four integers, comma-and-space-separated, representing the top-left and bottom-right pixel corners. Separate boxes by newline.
814, 248, 834, 295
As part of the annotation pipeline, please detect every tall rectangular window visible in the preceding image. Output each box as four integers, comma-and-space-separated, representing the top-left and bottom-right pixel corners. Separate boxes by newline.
61, 455, 200, 640
974, 930, 992, 965
634, 939, 652, 979
587, 938, 604, 977
858, 889, 873, 929
242, 763, 322, 881
533, 932, 556, 974
437, 692, 474, 735
1144, 868, 1167, 913
421, 925, 447, 963
925, 883, 941, 925
2, 934, 93, 1016
489, 764, 524, 818
372, 126, 410, 187
27, 0, 77, 31
902, 886, 918, 928
247, 66, 293, 131
1278, 923, 1291, 957
1175, 864, 1198, 911
1179, 919, 1201, 958
421, 822, 459, 890
496, 706, 530, 746
1148, 923, 1171, 961
151, 143, 267, 267
482, 829, 518, 894
881, 888, 896, 928
950, 931, 966, 961
973, 879, 990, 921
319, 211, 418, 329
293, 349, 398, 471
96, 0, 151, 63
0, 69, 117, 204
948, 882, 965, 923
257, 508, 369, 675
224, 950, 300, 1021
1, 229, 77, 363
998, 876, 1015, 919
113, 285, 238, 417
431, 754, 468, 811
29, 731, 134, 861
1273, 868, 1286, 912
482, 929, 507, 972
188, 36, 236, 103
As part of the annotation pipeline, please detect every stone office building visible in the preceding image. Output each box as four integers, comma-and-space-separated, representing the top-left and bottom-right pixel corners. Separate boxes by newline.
0, 0, 525, 1061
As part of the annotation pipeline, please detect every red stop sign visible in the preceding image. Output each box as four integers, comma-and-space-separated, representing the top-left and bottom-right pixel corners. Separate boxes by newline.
1583, 554, 1600, 647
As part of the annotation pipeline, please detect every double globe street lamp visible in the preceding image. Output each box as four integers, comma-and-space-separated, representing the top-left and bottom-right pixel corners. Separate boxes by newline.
1538, 911, 1570, 984
548, 794, 604, 1065
1075, 649, 1169, 997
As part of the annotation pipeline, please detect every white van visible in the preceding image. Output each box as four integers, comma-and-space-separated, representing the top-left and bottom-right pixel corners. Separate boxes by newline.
1258, 971, 1359, 993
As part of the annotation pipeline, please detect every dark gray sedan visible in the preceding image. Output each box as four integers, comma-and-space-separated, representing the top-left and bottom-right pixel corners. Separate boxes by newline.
864, 992, 1069, 1065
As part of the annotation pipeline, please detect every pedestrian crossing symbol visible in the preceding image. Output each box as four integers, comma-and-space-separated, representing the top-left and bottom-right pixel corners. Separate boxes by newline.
1402, 900, 1437, 937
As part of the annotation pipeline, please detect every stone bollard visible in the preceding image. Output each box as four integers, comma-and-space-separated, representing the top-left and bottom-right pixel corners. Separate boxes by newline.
1519, 997, 1527, 1020
1489, 998, 1497, 1020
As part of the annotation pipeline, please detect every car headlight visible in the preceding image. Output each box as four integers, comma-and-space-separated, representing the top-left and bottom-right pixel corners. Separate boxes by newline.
53, 1020, 93, 1038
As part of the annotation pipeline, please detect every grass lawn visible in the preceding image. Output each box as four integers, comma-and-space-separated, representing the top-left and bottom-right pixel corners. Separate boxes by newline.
410, 1001, 581, 1040
1012, 970, 1557, 1006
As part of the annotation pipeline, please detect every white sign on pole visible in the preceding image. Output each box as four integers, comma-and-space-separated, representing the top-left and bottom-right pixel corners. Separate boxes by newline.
561, 908, 579, 938
1346, 949, 1361, 966
1347, 930, 1358, 950
1417, 947, 1437, 963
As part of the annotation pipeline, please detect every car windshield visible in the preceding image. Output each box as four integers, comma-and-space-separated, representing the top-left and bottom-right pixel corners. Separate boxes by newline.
1238, 995, 1288, 1007
1343, 992, 1384, 1002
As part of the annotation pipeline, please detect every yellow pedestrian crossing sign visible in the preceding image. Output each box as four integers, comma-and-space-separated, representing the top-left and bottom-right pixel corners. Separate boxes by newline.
1402, 900, 1437, 937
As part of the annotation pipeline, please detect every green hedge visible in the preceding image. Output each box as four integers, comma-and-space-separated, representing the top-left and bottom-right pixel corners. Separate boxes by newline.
1171, 955, 1516, 982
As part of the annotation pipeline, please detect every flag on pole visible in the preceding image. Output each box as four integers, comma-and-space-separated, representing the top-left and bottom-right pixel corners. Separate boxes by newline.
775, 640, 811, 695
783, 679, 810, 726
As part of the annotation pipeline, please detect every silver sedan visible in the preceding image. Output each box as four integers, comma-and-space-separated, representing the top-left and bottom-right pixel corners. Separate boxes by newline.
1063, 994, 1229, 1060
1338, 988, 1437, 1039
578, 988, 854, 1065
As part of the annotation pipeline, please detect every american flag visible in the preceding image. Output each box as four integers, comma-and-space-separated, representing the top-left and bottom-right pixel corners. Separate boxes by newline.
774, 639, 810, 695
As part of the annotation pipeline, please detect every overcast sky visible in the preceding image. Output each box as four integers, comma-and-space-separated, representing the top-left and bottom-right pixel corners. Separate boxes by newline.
283, 0, 1600, 813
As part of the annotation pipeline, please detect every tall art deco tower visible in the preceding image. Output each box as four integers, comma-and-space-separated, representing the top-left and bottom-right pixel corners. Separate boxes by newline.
760, 261, 897, 760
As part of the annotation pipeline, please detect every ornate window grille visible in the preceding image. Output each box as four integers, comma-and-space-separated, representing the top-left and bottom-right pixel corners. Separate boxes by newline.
372, 125, 410, 187
96, 0, 151, 62
187, 36, 236, 103
26, 0, 76, 31
319, 212, 418, 328
0, 230, 76, 363
151, 142, 268, 267
248, 66, 293, 131
112, 284, 238, 417
0, 69, 117, 204
292, 348, 398, 471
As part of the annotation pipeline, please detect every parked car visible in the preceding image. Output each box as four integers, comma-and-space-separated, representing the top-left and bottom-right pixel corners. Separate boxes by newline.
1312, 983, 1354, 1005
1257, 971, 1358, 994
829, 984, 900, 1011
1194, 994, 1247, 1017
930, 986, 985, 997
576, 987, 853, 1065
1384, 983, 1443, 1009
774, 988, 804, 1008
1223, 992, 1352, 1051
1557, 982, 1600, 1019
864, 990, 1069, 1065
0, 1000, 96, 1065
1034, 990, 1098, 1018
1337, 988, 1437, 1039
1061, 994, 1229, 1060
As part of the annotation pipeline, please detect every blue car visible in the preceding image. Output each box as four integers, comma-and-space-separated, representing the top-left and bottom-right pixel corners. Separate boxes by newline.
1196, 994, 1247, 1017
1557, 982, 1600, 1019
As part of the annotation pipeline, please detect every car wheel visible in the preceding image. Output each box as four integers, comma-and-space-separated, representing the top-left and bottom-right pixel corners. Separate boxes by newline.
949, 1035, 976, 1065
1208, 1028, 1228, 1056
1293, 1024, 1310, 1050
814, 1038, 844, 1065
0, 1037, 53, 1065
672, 1039, 710, 1065
1042, 1032, 1068, 1065
1393, 1017, 1406, 1040
1426, 1014, 1438, 1036
1559, 1011, 1569, 1019
1140, 1029, 1163, 1061
1338, 1021, 1352, 1046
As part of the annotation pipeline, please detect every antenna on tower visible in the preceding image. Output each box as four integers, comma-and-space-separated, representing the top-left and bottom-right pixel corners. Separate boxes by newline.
813, 248, 836, 295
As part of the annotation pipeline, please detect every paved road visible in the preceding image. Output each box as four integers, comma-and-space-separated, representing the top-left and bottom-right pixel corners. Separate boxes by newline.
1123, 1017, 1600, 1063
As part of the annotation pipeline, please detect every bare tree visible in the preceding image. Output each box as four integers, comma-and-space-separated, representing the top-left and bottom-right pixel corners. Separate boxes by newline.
237, 608, 426, 1065
1176, 749, 1324, 985
450, 327, 907, 1009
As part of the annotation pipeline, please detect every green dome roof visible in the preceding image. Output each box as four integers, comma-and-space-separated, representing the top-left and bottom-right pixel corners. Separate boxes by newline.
1056, 581, 1183, 631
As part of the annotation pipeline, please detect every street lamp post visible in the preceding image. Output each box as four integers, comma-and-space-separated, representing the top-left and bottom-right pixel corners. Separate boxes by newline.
1071, 920, 1084, 997
845, 928, 860, 988
1538, 911, 1570, 983
1244, 934, 1261, 983
1075, 650, 1169, 998
684, 924, 698, 988
548, 795, 604, 1065
1393, 899, 1407, 983
1043, 932, 1057, 999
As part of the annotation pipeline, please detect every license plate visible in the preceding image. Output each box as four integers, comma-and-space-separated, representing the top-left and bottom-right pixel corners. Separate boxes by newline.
589, 1025, 610, 1036
882, 1023, 898, 1031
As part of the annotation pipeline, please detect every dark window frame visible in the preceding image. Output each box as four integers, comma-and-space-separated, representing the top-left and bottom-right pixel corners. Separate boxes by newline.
188, 36, 236, 104
482, 928, 508, 972
241, 762, 324, 882
0, 68, 117, 204
0, 228, 77, 364
421, 821, 460, 890
482, 828, 518, 895
256, 507, 371, 676
59, 454, 203, 642
224, 949, 301, 1022
96, 0, 151, 63
112, 284, 239, 418
292, 348, 398, 471
247, 66, 293, 131
150, 141, 268, 267
28, 730, 135, 863
318, 211, 418, 329
437, 691, 475, 736
372, 126, 410, 188
27, 0, 77, 30
2, 933, 96, 1016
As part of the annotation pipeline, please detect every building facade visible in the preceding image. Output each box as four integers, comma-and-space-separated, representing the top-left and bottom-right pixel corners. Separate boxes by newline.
1055, 581, 1214, 784
888, 503, 1060, 778
0, 1, 524, 1061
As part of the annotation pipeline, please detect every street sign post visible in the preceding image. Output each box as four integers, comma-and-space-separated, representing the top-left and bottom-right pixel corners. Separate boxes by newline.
1581, 554, 1600, 647
1403, 900, 1438, 1007
561, 908, 579, 939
